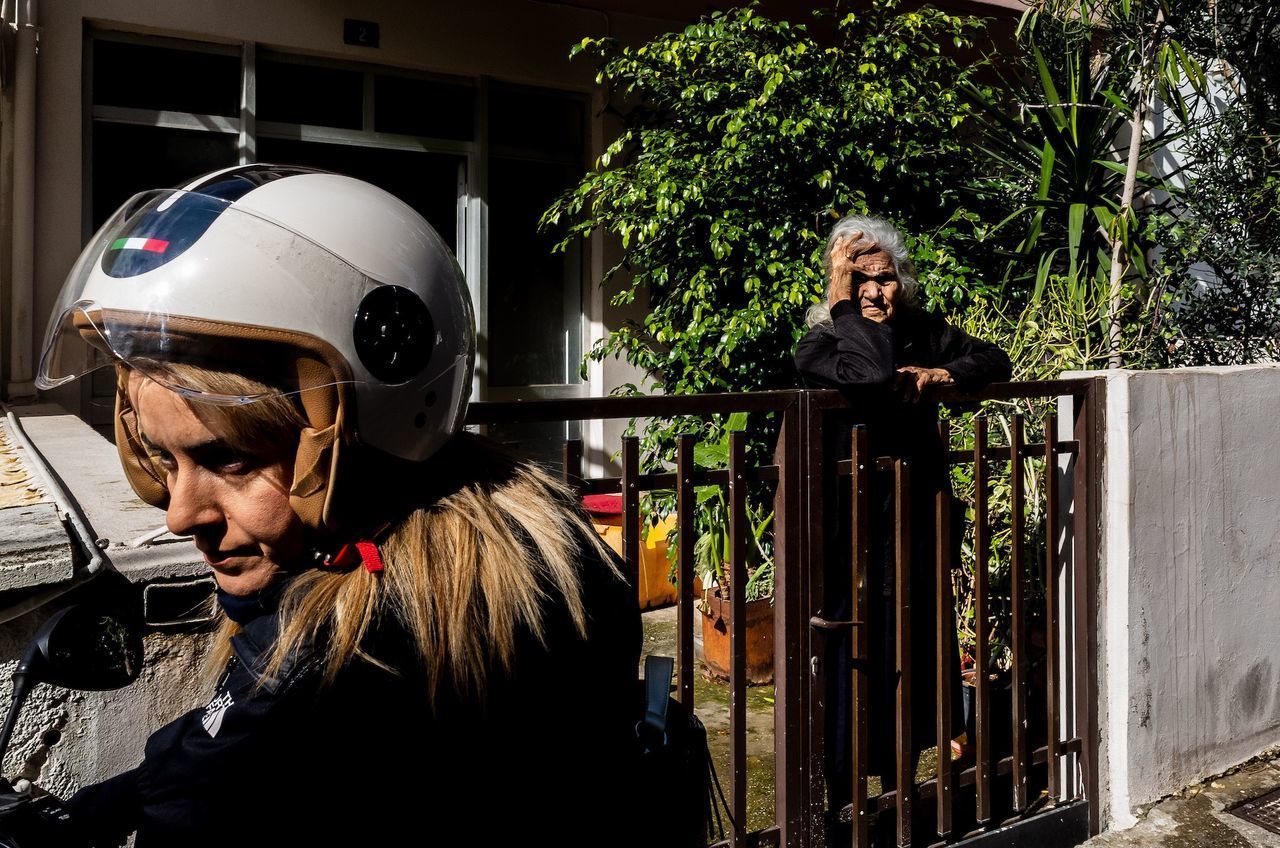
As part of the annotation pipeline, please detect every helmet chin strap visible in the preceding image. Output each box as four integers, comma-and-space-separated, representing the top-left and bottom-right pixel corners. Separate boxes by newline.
309, 522, 392, 574
318, 541, 386, 574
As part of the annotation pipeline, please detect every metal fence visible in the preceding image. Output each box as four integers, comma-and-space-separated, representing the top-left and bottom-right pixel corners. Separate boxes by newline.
464, 379, 1102, 848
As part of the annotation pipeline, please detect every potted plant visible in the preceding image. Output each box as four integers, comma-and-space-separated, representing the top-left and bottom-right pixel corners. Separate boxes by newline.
691, 414, 776, 685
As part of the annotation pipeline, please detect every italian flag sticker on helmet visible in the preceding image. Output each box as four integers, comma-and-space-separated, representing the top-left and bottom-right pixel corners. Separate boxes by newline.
109, 237, 170, 253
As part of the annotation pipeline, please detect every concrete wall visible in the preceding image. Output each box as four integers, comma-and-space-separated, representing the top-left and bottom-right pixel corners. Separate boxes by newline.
1098, 365, 1280, 828
0, 611, 211, 798
0, 406, 217, 794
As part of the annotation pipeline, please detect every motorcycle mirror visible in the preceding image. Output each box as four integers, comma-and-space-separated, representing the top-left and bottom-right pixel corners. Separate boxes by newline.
0, 605, 143, 770
20, 605, 143, 692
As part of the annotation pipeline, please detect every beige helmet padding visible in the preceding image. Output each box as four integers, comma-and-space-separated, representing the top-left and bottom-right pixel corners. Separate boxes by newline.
114, 366, 169, 510
99, 313, 356, 532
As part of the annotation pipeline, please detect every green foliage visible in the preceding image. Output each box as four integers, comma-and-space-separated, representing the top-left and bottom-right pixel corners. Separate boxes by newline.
691, 415, 775, 601
546, 0, 997, 404
967, 0, 1206, 370
546, 0, 1003, 600
1146, 5, 1280, 365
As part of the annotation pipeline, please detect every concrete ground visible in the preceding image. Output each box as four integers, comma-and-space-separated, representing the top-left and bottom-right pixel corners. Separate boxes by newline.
1085, 754, 1280, 848
641, 604, 778, 832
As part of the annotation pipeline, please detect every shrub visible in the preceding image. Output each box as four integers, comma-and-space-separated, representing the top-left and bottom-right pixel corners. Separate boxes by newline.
546, 0, 1000, 413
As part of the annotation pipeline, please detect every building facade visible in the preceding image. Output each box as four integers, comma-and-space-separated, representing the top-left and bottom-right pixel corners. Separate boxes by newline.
0, 0, 704, 467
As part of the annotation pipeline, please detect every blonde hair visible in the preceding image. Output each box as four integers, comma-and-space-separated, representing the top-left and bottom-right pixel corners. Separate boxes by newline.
266, 440, 612, 702
130, 364, 618, 705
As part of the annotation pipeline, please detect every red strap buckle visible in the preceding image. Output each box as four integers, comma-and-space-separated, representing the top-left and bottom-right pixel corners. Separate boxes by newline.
322, 541, 385, 574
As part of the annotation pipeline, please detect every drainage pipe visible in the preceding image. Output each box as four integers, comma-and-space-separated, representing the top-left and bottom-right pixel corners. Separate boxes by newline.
0, 0, 13, 393
8, 0, 37, 399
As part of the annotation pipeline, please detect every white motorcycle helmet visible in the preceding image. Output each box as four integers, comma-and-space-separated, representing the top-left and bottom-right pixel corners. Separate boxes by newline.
37, 164, 475, 531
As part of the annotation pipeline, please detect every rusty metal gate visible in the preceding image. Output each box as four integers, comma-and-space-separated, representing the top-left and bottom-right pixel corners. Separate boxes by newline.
465, 378, 1103, 848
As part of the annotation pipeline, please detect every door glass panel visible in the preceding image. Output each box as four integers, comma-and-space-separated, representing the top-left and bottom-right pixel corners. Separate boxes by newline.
257, 59, 364, 129
374, 75, 475, 141
92, 122, 238, 228
486, 157, 580, 387
94, 40, 241, 117
489, 86, 585, 157
483, 420, 582, 474
256, 137, 463, 252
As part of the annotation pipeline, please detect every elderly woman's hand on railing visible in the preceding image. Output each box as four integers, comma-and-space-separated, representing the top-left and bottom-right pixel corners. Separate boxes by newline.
894, 365, 955, 403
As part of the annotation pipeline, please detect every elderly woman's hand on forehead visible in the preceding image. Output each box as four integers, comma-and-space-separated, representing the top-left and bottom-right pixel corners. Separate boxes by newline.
827, 231, 903, 324
827, 231, 883, 307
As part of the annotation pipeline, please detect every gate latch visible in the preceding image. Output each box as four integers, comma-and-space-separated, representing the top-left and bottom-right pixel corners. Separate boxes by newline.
808, 614, 862, 632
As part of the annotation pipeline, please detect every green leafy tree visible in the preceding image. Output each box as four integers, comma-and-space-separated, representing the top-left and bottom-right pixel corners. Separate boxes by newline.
544, 0, 1001, 600
546, 0, 998, 411
1148, 3, 1280, 365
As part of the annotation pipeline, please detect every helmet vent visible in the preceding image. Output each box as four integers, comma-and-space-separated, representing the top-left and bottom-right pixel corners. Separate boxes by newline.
353, 285, 436, 384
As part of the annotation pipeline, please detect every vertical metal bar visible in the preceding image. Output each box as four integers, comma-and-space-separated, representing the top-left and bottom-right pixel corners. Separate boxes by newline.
677, 434, 697, 713
562, 438, 583, 491
935, 422, 954, 839
621, 435, 641, 589
851, 426, 872, 848
773, 399, 807, 848
729, 431, 749, 847
1044, 416, 1061, 801
1072, 393, 1089, 808
893, 459, 913, 848
1073, 381, 1103, 829
974, 417, 993, 825
807, 406, 830, 844
1010, 415, 1029, 812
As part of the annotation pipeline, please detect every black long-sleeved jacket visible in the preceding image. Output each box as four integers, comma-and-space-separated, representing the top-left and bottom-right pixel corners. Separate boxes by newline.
795, 300, 1011, 393
795, 300, 1011, 491
796, 301, 1011, 786
67, 540, 642, 848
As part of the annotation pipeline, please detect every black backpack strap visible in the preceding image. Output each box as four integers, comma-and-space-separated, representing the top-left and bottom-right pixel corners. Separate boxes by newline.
639, 654, 674, 749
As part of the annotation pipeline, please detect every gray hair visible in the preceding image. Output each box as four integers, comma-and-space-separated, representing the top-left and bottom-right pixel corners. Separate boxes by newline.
804, 214, 919, 328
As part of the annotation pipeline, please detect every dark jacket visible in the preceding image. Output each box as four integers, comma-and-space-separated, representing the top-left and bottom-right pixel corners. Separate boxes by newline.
68, 540, 642, 848
795, 299, 1011, 491
795, 300, 1010, 392
795, 299, 1010, 791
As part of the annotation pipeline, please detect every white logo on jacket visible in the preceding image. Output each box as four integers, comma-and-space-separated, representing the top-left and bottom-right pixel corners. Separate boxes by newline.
201, 690, 234, 737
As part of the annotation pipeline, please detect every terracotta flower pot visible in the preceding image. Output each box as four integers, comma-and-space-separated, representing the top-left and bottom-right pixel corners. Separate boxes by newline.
699, 590, 774, 685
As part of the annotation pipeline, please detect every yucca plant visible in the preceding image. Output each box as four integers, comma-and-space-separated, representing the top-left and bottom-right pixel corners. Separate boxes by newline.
967, 0, 1207, 365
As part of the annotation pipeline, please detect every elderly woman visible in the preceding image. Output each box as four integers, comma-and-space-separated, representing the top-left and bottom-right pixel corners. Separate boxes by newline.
38, 166, 641, 847
795, 215, 1011, 814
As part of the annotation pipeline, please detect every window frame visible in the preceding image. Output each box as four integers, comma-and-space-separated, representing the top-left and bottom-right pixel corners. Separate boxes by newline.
83, 28, 592, 412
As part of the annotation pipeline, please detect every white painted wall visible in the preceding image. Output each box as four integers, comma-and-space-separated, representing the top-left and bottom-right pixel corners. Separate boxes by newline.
1097, 364, 1280, 828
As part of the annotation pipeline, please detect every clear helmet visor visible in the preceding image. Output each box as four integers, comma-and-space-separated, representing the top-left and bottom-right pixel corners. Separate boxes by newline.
37, 188, 387, 403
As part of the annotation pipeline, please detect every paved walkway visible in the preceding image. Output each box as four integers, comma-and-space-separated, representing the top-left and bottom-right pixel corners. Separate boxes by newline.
1085, 753, 1280, 848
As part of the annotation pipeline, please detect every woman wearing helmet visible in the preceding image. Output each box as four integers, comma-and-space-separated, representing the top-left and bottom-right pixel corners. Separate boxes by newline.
38, 165, 641, 847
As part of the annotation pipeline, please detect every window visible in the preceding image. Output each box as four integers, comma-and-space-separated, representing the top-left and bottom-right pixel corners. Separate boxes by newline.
87, 32, 591, 455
